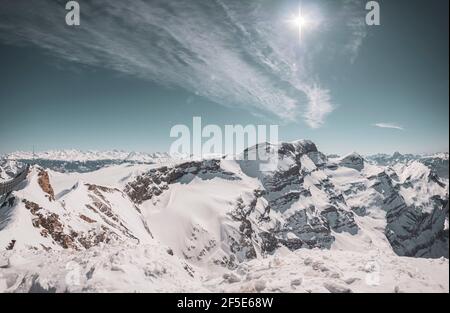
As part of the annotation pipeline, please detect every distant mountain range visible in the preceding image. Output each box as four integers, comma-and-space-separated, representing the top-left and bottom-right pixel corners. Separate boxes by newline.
3, 149, 448, 175
367, 151, 448, 165
5, 149, 170, 162
366, 152, 449, 179
1, 150, 172, 175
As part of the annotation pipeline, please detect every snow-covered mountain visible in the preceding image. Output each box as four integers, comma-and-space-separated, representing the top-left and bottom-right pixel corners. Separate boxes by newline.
6, 149, 170, 162
2, 150, 172, 174
0, 159, 24, 183
367, 152, 449, 179
0, 140, 448, 292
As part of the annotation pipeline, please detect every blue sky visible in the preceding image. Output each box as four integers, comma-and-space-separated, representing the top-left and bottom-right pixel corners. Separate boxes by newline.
0, 0, 448, 155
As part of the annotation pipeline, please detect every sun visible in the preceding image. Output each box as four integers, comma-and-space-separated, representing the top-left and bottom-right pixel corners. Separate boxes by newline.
290, 15, 309, 29
287, 5, 311, 43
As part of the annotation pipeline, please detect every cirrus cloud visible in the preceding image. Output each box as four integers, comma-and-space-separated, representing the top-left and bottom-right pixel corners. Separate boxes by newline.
373, 123, 404, 130
0, 0, 367, 128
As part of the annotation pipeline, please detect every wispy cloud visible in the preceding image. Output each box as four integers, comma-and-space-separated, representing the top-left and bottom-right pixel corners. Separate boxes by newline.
0, 0, 366, 127
343, 0, 369, 64
373, 123, 404, 130
303, 85, 333, 128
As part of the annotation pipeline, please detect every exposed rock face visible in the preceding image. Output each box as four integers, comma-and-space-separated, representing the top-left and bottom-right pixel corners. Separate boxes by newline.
367, 166, 449, 258
23, 199, 78, 250
22, 197, 118, 251
228, 195, 259, 261
1, 196, 16, 209
339, 153, 365, 171
422, 156, 449, 179
320, 206, 358, 235
243, 142, 446, 259
125, 159, 239, 204
244, 141, 359, 252
79, 214, 96, 224
386, 198, 449, 258
240, 141, 322, 219
37, 170, 55, 201
0, 165, 153, 251
282, 207, 334, 249
6, 240, 16, 251
258, 205, 358, 253
351, 206, 367, 217
278, 140, 319, 161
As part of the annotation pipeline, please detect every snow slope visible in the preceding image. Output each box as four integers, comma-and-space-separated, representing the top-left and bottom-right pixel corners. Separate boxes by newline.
0, 243, 205, 293
0, 167, 156, 251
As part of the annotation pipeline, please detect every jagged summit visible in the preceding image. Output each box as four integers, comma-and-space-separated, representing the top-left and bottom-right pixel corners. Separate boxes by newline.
288, 139, 318, 151
339, 152, 365, 171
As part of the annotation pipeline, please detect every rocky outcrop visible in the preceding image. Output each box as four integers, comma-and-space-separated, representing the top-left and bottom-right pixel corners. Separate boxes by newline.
339, 153, 365, 171
125, 160, 238, 204
282, 207, 334, 249
232, 140, 361, 256
84, 184, 148, 242
23, 199, 78, 250
228, 196, 259, 261
277, 140, 319, 162
38, 170, 55, 201
369, 169, 449, 258
386, 197, 449, 258
320, 206, 358, 235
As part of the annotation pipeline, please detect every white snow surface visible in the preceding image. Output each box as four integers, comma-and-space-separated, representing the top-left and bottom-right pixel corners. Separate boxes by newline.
0, 242, 447, 293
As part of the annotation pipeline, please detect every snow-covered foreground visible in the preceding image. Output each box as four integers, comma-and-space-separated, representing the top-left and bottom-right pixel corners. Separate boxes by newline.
207, 247, 449, 293
0, 244, 447, 293
0, 141, 448, 293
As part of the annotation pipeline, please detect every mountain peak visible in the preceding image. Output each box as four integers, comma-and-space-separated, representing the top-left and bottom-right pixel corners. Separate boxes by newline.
279, 139, 318, 156
339, 152, 365, 171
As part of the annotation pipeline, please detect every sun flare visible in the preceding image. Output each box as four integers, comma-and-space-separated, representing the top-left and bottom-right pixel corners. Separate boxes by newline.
289, 15, 309, 29
287, 5, 311, 43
